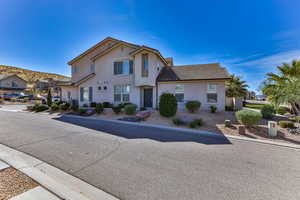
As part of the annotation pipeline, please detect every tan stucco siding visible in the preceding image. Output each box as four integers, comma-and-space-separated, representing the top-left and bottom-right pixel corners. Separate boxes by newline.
61, 86, 78, 102
158, 81, 226, 111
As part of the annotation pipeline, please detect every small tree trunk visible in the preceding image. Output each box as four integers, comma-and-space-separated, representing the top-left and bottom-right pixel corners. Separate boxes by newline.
233, 97, 236, 110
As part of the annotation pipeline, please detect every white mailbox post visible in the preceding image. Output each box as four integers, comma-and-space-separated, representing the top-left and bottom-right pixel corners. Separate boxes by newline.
268, 121, 277, 137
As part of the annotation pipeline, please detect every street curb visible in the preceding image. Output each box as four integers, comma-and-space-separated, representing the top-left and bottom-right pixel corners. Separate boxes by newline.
0, 144, 119, 200
63, 114, 300, 150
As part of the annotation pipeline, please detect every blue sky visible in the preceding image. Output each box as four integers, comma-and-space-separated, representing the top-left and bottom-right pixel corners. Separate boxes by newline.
1, 0, 300, 92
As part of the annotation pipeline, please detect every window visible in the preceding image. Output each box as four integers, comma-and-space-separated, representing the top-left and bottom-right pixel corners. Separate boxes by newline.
11, 81, 18, 87
207, 83, 217, 92
114, 60, 133, 75
72, 66, 78, 73
142, 54, 149, 77
83, 87, 89, 101
67, 91, 71, 100
175, 85, 184, 102
207, 93, 218, 103
90, 63, 95, 73
114, 85, 130, 102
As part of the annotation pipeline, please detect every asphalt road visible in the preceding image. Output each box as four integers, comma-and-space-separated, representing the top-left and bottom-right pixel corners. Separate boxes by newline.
0, 107, 299, 200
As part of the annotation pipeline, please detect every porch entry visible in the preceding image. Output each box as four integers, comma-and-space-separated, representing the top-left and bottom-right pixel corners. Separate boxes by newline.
143, 88, 153, 108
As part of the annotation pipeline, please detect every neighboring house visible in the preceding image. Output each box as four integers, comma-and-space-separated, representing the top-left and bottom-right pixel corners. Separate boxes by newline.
59, 37, 230, 110
0, 74, 27, 96
35, 77, 70, 96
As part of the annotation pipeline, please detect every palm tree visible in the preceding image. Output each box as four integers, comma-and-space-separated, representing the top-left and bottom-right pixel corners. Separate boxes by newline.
262, 60, 300, 114
226, 74, 248, 110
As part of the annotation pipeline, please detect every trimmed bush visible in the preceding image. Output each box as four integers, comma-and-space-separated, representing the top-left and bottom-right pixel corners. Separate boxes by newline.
35, 104, 49, 112
103, 102, 113, 108
83, 103, 89, 107
118, 102, 132, 109
47, 89, 52, 107
210, 105, 217, 113
172, 118, 185, 126
159, 93, 177, 117
224, 120, 231, 127
185, 101, 201, 113
124, 104, 137, 115
189, 118, 203, 128
27, 105, 34, 111
79, 108, 87, 115
235, 110, 262, 126
112, 105, 122, 114
279, 121, 295, 128
90, 102, 97, 107
71, 105, 79, 111
276, 106, 289, 115
51, 104, 59, 111
59, 102, 70, 111
95, 103, 104, 114
261, 104, 275, 119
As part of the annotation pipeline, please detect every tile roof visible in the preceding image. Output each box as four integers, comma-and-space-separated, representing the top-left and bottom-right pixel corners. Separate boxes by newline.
157, 63, 230, 82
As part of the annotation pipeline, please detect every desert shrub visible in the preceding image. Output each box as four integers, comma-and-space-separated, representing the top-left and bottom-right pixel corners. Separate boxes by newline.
189, 118, 203, 128
71, 105, 79, 111
235, 110, 262, 126
59, 102, 70, 111
27, 105, 34, 111
225, 105, 234, 111
83, 103, 89, 107
279, 121, 295, 128
51, 104, 59, 111
55, 101, 64, 105
276, 106, 289, 115
124, 104, 137, 115
79, 108, 87, 115
112, 105, 122, 114
90, 102, 97, 107
172, 118, 185, 126
185, 101, 201, 113
261, 104, 275, 119
95, 103, 104, 114
159, 93, 177, 117
118, 102, 132, 109
210, 105, 217, 113
35, 104, 49, 112
103, 102, 113, 108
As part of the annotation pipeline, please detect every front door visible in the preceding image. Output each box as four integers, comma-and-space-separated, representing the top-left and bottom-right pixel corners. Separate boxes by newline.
143, 88, 153, 108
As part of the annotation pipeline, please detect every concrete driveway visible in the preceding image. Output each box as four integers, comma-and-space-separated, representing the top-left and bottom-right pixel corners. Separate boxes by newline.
0, 110, 299, 200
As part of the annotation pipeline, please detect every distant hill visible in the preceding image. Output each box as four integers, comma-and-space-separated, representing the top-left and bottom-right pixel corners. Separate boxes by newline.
0, 65, 70, 83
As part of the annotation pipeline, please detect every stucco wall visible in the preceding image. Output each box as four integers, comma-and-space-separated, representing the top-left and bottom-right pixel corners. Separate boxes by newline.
0, 76, 27, 89
158, 81, 226, 111
61, 86, 78, 102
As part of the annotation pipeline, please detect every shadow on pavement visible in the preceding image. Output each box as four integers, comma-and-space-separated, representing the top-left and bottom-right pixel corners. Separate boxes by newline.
54, 115, 232, 145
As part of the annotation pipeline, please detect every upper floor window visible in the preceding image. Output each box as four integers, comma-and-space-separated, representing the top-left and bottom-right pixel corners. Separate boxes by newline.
11, 81, 18, 87
207, 83, 217, 92
175, 85, 184, 102
207, 83, 217, 103
90, 63, 95, 73
114, 60, 133, 75
142, 54, 149, 77
72, 66, 78, 74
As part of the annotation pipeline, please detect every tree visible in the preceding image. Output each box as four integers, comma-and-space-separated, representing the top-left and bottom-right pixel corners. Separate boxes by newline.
261, 60, 300, 114
226, 74, 248, 110
47, 89, 52, 106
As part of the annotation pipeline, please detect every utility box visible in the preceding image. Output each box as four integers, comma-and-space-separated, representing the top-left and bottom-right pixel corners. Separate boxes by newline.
268, 121, 277, 137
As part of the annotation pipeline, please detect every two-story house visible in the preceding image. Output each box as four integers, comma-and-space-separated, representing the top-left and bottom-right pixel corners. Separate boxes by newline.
0, 74, 27, 96
59, 37, 230, 110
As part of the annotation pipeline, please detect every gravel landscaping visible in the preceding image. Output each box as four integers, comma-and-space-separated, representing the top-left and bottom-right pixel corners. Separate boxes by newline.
0, 167, 38, 200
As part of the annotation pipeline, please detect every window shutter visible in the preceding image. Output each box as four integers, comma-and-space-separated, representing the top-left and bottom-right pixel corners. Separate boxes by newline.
80, 87, 84, 101
119, 62, 123, 74
114, 62, 117, 74
129, 60, 133, 74
89, 87, 93, 102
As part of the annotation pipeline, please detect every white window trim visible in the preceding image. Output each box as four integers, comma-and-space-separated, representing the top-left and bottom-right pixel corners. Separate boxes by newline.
114, 85, 130, 102
113, 58, 132, 75
206, 93, 218, 104
175, 85, 184, 103
207, 83, 217, 93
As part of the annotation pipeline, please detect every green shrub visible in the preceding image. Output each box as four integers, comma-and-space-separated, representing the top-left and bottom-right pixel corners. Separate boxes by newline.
79, 108, 87, 115
35, 104, 49, 112
279, 121, 295, 128
140, 107, 146, 111
210, 105, 217, 113
235, 110, 262, 126
261, 104, 275, 119
172, 118, 185, 126
189, 118, 203, 128
159, 93, 177, 117
27, 105, 34, 111
185, 101, 201, 113
124, 104, 137, 115
83, 103, 89, 107
90, 102, 97, 107
59, 102, 70, 111
225, 105, 234, 111
47, 90, 52, 107
276, 106, 289, 115
71, 105, 79, 111
118, 102, 131, 109
224, 120, 231, 127
103, 102, 113, 108
51, 104, 59, 111
112, 105, 122, 114
95, 103, 104, 114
